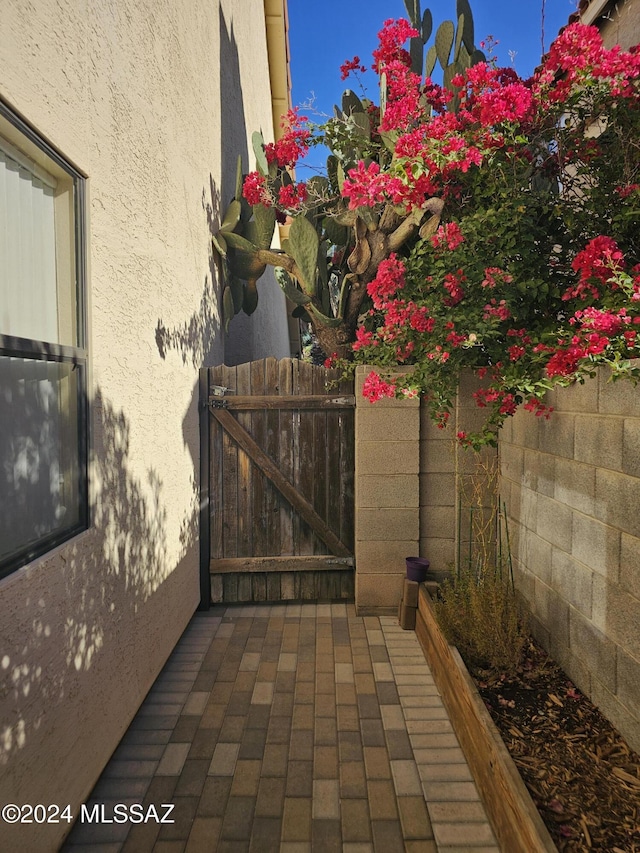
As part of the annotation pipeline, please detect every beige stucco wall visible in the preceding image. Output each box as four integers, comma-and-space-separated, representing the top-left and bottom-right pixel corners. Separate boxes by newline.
0, 1, 290, 850
500, 371, 640, 752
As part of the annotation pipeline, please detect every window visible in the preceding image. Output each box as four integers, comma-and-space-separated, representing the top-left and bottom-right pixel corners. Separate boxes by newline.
0, 100, 88, 578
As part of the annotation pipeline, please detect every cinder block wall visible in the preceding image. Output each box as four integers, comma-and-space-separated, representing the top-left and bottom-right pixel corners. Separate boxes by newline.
500, 369, 640, 751
354, 367, 420, 613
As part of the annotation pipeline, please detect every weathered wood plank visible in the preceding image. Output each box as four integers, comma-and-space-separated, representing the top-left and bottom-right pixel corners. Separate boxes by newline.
210, 555, 354, 573
278, 359, 295, 556
211, 407, 351, 557
298, 361, 317, 555
264, 357, 281, 557
209, 395, 356, 410
220, 364, 239, 558
312, 366, 329, 555
415, 587, 557, 853
250, 359, 268, 556
339, 407, 355, 551
236, 362, 252, 557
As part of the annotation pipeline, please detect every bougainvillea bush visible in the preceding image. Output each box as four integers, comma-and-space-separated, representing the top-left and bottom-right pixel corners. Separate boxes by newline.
218, 5, 640, 447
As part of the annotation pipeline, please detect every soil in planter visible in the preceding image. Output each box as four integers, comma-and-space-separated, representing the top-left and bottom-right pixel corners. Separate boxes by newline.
469, 639, 640, 852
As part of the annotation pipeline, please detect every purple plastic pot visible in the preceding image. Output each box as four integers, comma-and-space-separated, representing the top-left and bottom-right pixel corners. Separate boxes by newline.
405, 557, 430, 583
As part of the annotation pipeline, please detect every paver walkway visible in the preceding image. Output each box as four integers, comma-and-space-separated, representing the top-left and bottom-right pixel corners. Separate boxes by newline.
63, 602, 499, 852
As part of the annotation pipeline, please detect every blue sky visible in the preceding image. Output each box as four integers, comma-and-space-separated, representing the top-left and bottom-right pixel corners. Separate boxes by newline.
287, 0, 580, 173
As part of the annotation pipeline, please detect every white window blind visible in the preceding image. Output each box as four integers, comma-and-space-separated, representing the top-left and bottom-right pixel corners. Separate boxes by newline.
0, 145, 59, 343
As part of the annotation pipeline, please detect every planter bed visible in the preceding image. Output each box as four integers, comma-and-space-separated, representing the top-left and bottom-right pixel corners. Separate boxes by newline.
415, 584, 559, 853
415, 585, 640, 852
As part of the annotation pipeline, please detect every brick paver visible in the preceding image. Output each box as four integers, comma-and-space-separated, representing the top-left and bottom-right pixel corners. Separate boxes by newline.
63, 603, 498, 852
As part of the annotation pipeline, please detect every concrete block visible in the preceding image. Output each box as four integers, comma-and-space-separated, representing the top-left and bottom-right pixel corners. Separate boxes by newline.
519, 529, 552, 586
522, 450, 555, 496
356, 541, 416, 575
590, 679, 640, 755
620, 533, 640, 599
622, 418, 640, 479
571, 513, 620, 582
356, 407, 420, 442
549, 641, 592, 698
598, 366, 640, 417
512, 564, 535, 608
533, 579, 570, 648
554, 458, 596, 516
569, 609, 617, 693
575, 414, 623, 471
356, 572, 404, 613
421, 473, 456, 508
537, 413, 575, 459
592, 580, 640, 661
595, 468, 640, 539
551, 550, 593, 617
357, 440, 418, 475
419, 505, 456, 541
518, 487, 538, 532
420, 439, 456, 473
356, 508, 419, 542
510, 408, 540, 450
553, 376, 598, 413
419, 538, 455, 572
616, 646, 640, 718
357, 474, 419, 509
536, 493, 573, 552
403, 579, 419, 608
500, 415, 513, 443
399, 602, 417, 630
501, 444, 524, 483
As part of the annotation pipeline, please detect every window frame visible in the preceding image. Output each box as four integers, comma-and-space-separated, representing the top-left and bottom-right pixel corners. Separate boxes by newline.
0, 99, 89, 579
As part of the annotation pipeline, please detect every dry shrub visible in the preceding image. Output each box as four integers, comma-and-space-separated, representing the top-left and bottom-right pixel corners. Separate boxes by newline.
433, 566, 528, 673
433, 451, 528, 674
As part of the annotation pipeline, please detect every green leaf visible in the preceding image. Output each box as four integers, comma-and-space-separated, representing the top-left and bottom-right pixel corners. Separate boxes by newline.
454, 14, 464, 62
243, 281, 259, 315
275, 266, 311, 306
410, 37, 423, 77
235, 154, 243, 202
435, 20, 455, 69
337, 161, 346, 192
323, 216, 349, 247
212, 232, 227, 257
220, 199, 241, 233
422, 8, 433, 42
229, 276, 244, 312
380, 129, 400, 153
342, 89, 364, 116
307, 176, 330, 198
456, 0, 475, 53
223, 286, 235, 332
470, 48, 486, 66
425, 44, 437, 78
403, 0, 420, 27
253, 203, 276, 250
307, 302, 343, 328
229, 248, 266, 283
350, 112, 371, 139
224, 231, 258, 252
288, 215, 320, 296
252, 130, 268, 177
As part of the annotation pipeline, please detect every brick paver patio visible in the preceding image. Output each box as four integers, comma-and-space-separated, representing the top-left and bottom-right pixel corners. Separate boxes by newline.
63, 602, 498, 852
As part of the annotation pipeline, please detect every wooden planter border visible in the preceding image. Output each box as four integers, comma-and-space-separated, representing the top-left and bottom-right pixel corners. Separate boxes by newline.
415, 586, 557, 853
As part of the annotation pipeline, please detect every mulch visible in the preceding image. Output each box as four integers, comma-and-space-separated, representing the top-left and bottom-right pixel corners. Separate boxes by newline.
470, 639, 640, 852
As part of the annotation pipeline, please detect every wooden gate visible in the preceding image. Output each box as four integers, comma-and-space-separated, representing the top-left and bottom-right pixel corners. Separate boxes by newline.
199, 358, 355, 604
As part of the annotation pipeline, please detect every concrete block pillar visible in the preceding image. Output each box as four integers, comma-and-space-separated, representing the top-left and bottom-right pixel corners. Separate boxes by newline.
354, 367, 420, 614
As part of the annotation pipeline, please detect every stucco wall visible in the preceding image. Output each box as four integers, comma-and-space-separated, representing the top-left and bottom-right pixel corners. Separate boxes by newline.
500, 371, 640, 752
0, 1, 289, 850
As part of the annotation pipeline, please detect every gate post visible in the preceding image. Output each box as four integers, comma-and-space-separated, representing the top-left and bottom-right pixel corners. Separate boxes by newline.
354, 366, 420, 614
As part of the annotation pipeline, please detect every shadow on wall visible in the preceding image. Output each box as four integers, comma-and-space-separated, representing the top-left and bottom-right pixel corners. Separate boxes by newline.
0, 386, 199, 778
154, 6, 251, 369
